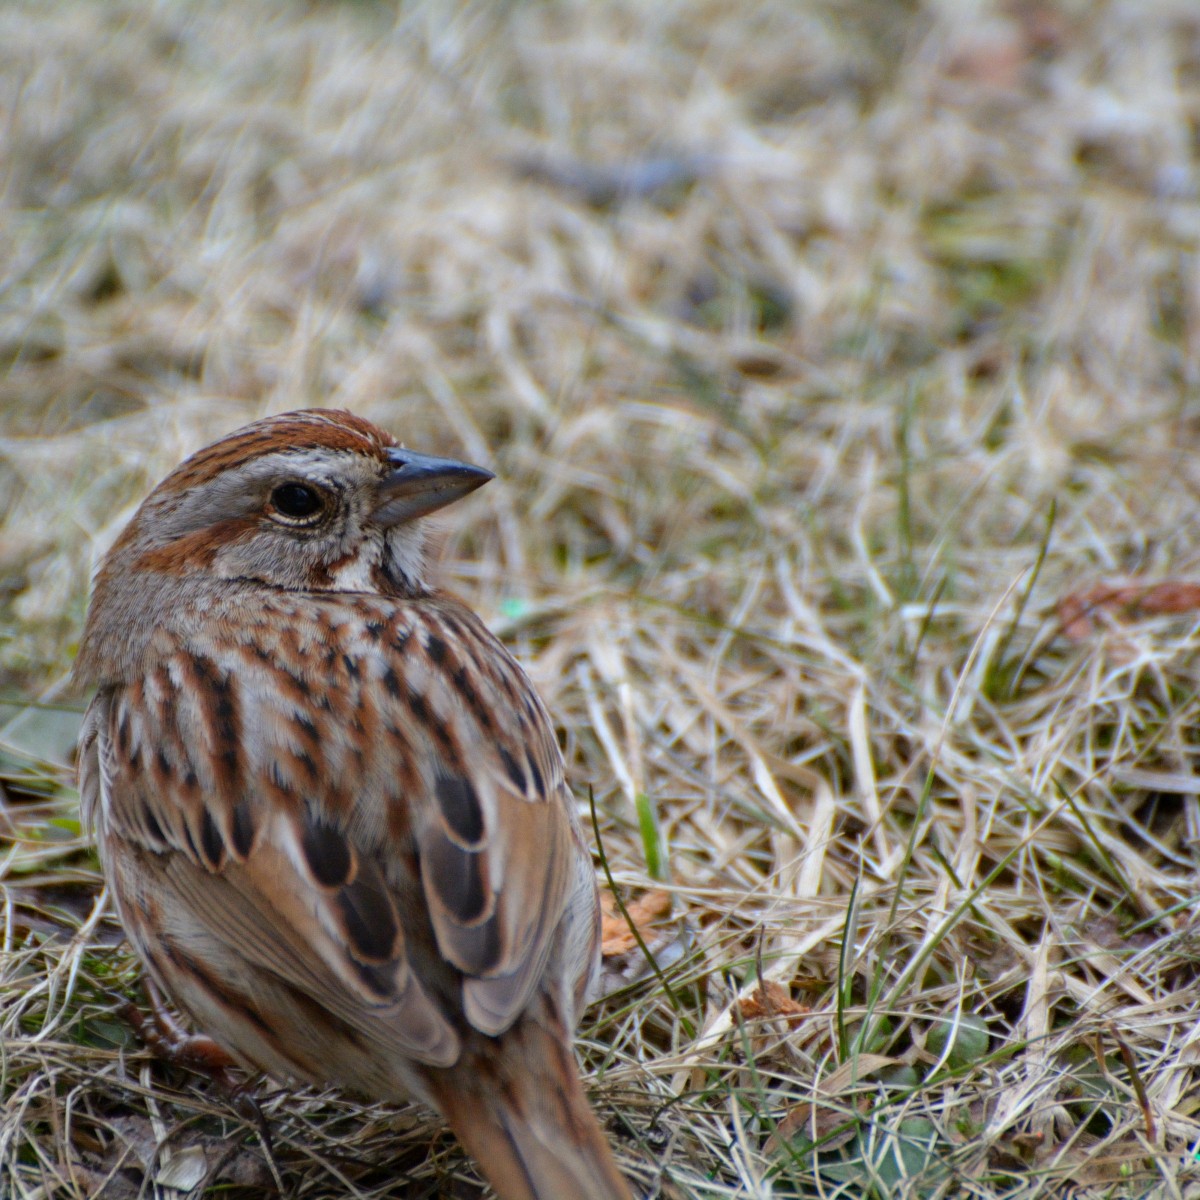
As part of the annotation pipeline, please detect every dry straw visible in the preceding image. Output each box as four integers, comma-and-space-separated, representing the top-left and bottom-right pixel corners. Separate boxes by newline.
3, 1, 1200, 1196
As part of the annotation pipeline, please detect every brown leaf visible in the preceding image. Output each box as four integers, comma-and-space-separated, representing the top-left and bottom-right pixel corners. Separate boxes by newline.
765, 1055, 895, 1155
600, 888, 672, 957
1134, 581, 1200, 614
766, 1095, 870, 1154
945, 18, 1027, 91
735, 980, 809, 1030
1056, 580, 1200, 641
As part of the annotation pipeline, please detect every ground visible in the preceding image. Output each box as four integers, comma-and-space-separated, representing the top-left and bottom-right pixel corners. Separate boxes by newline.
3, 1, 1200, 1197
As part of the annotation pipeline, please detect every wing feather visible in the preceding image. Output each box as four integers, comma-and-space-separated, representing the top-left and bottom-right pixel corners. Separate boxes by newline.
87, 589, 599, 1088
404, 599, 596, 1035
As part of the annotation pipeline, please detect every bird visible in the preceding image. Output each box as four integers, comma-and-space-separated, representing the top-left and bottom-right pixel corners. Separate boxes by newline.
74, 408, 633, 1200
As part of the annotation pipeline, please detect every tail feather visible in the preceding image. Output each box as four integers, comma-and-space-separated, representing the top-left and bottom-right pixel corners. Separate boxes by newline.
425, 1018, 632, 1200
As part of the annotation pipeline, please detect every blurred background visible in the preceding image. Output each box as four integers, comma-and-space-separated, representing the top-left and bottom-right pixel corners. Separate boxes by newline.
4, 2, 1200, 1197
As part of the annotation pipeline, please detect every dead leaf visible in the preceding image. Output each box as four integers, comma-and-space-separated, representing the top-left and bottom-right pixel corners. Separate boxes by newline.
764, 1055, 896, 1154
766, 1095, 870, 1153
945, 17, 1027, 91
600, 889, 672, 957
735, 980, 809, 1030
1134, 581, 1200, 614
96, 1116, 272, 1195
1057, 580, 1200, 641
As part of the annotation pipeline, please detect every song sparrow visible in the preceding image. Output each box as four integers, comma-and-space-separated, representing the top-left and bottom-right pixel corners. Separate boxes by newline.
75, 409, 633, 1200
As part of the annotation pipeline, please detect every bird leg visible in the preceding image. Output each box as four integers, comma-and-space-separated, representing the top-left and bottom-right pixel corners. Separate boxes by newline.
124, 976, 240, 1080
122, 978, 280, 1176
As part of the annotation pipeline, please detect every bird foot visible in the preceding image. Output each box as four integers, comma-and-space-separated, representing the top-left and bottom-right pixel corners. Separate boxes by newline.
123, 978, 276, 1159
123, 977, 240, 1081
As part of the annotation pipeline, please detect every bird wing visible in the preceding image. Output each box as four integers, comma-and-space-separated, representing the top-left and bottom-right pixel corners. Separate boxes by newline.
84, 688, 463, 1095
400, 597, 595, 1036
84, 590, 597, 1088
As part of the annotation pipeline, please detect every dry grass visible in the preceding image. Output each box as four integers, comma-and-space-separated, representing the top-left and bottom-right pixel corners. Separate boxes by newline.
4, 0, 1200, 1196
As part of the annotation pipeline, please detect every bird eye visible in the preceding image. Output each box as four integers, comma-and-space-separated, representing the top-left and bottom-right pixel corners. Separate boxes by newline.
269, 482, 325, 523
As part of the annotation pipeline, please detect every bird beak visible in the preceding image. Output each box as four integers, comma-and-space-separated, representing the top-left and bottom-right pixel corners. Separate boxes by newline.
372, 447, 494, 527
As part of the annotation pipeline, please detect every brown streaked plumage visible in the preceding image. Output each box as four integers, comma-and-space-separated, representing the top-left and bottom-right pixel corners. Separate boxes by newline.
75, 409, 632, 1200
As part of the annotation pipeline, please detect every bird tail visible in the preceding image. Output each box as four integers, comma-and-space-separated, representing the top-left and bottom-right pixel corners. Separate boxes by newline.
424, 1017, 632, 1200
